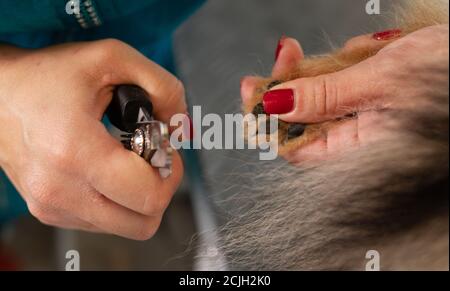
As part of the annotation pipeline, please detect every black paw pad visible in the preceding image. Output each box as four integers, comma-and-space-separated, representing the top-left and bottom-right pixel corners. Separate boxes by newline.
287, 123, 306, 139
252, 103, 266, 115
267, 80, 282, 90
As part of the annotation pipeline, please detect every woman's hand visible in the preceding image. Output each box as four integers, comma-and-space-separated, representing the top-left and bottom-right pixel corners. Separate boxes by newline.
241, 25, 449, 164
0, 39, 185, 240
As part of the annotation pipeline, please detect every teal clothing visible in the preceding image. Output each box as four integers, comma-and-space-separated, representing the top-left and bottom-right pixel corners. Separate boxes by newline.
0, 0, 205, 70
0, 0, 205, 224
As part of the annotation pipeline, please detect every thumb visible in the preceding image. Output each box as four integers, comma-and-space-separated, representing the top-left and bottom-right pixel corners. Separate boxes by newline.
272, 37, 304, 79
263, 36, 393, 123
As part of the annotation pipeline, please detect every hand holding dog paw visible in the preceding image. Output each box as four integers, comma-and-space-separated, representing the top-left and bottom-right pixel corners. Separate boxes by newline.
241, 25, 449, 164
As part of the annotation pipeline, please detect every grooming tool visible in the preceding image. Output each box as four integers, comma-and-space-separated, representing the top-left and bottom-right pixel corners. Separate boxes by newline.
106, 85, 172, 176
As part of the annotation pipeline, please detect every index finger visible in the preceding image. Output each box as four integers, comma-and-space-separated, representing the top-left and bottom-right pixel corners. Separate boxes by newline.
106, 40, 187, 123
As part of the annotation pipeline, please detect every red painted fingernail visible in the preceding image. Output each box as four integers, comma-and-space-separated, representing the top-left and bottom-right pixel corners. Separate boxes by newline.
263, 89, 294, 114
275, 36, 286, 61
372, 29, 402, 41
187, 113, 194, 140
180, 112, 194, 140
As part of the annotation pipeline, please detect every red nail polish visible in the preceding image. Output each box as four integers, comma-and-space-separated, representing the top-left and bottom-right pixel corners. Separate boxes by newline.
275, 36, 286, 61
263, 89, 294, 114
372, 29, 402, 41
187, 113, 194, 140
179, 112, 194, 140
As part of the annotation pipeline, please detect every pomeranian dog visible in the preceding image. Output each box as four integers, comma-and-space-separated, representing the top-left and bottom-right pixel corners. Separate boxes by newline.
219, 0, 449, 270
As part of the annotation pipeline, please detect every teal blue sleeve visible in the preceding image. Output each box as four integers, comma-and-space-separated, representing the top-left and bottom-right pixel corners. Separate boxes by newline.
0, 0, 195, 34
0, 171, 28, 224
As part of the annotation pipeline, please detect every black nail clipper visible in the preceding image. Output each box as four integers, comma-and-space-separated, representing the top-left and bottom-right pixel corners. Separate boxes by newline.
106, 85, 172, 177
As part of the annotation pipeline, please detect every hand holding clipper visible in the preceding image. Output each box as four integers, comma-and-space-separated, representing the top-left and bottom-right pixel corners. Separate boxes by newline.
0, 39, 185, 239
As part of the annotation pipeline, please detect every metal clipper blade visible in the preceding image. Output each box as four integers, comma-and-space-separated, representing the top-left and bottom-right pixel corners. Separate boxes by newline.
130, 121, 172, 174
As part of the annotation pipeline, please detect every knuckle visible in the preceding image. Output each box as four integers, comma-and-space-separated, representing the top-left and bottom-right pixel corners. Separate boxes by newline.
80, 39, 131, 84
88, 38, 126, 63
28, 203, 54, 225
25, 177, 57, 206
142, 191, 165, 216
31, 187, 56, 207
89, 190, 110, 209
312, 76, 327, 116
135, 218, 161, 241
312, 75, 338, 117
97, 38, 125, 48
142, 196, 159, 216
47, 142, 77, 172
